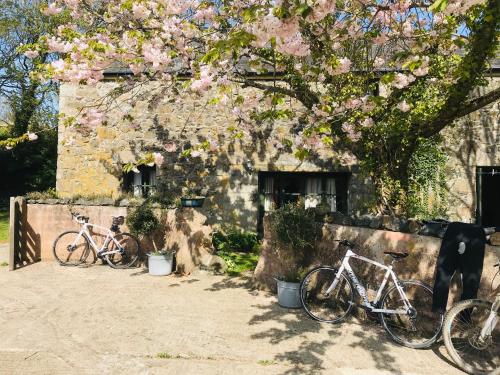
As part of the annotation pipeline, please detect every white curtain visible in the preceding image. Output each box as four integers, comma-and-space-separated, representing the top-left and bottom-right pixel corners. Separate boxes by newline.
326, 177, 336, 212
305, 177, 322, 208
133, 171, 142, 197
148, 169, 157, 196
263, 177, 274, 212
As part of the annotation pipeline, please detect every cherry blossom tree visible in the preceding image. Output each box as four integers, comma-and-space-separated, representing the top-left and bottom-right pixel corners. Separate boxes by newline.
21, 0, 500, 214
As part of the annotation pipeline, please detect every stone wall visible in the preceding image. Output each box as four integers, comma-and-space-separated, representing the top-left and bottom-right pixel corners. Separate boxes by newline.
253, 220, 500, 306
56, 81, 370, 230
442, 78, 500, 222
57, 77, 499, 230
9, 198, 221, 274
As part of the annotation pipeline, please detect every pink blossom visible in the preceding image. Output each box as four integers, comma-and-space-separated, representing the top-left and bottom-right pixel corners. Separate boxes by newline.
24, 50, 39, 59
164, 142, 177, 152
191, 150, 201, 158
209, 139, 218, 152
132, 3, 151, 20
42, 3, 62, 16
143, 43, 171, 68
81, 108, 104, 128
47, 38, 72, 53
273, 139, 284, 150
153, 152, 164, 166
51, 59, 66, 71
413, 66, 429, 76
191, 66, 213, 92
373, 57, 385, 68
392, 73, 415, 89
129, 63, 145, 75
27, 132, 38, 141
327, 57, 351, 75
360, 118, 374, 128
276, 34, 311, 57
342, 122, 361, 142
307, 0, 336, 22
397, 100, 411, 112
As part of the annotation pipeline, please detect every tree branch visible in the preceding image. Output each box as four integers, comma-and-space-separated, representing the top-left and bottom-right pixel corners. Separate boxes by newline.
455, 86, 500, 118
231, 76, 318, 109
421, 0, 500, 138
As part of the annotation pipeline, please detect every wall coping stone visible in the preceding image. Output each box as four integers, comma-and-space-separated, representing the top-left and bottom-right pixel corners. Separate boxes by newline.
24, 197, 177, 209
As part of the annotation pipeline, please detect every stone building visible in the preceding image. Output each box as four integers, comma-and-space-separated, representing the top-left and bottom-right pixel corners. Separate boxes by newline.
56, 69, 500, 232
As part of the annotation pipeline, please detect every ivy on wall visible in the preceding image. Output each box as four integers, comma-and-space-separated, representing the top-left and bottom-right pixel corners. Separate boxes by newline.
407, 137, 448, 219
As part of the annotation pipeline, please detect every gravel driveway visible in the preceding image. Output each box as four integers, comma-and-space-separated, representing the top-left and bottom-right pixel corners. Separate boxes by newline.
0, 263, 462, 375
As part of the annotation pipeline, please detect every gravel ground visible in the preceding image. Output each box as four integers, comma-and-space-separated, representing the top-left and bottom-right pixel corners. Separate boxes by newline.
0, 263, 463, 375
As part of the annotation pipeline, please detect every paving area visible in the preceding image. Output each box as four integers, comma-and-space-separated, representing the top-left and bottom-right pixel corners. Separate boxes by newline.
0, 263, 463, 375
0, 244, 8, 265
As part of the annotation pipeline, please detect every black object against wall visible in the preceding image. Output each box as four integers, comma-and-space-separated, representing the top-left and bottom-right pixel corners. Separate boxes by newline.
432, 222, 486, 314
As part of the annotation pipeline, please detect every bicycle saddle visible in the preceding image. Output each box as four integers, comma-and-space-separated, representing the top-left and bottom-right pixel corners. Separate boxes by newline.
384, 251, 409, 259
339, 240, 355, 248
112, 216, 125, 225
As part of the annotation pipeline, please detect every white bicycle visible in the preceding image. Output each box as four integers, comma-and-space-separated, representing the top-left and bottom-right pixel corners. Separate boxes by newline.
300, 240, 444, 348
52, 213, 141, 268
442, 254, 499, 374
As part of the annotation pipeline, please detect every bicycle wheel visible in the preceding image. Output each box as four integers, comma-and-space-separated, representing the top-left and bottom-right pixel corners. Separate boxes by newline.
443, 299, 499, 375
300, 266, 354, 323
379, 280, 443, 349
52, 231, 90, 266
104, 232, 141, 269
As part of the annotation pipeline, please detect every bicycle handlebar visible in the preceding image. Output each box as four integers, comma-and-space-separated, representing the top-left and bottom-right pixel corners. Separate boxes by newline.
72, 212, 89, 224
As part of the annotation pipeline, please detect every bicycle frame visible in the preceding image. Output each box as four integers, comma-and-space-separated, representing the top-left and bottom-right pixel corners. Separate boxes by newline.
71, 222, 123, 257
479, 294, 499, 340
326, 249, 411, 315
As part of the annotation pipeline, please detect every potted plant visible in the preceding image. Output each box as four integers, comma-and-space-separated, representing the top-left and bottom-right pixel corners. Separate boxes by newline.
269, 201, 317, 308
127, 203, 174, 276
180, 181, 205, 208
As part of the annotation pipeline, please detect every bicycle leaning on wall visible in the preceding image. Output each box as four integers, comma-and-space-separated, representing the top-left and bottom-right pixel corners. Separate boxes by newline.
300, 239, 444, 349
442, 227, 499, 375
52, 213, 141, 268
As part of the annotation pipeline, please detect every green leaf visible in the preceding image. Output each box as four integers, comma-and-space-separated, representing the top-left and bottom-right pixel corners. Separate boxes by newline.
429, 0, 448, 12
295, 4, 312, 18
201, 48, 220, 64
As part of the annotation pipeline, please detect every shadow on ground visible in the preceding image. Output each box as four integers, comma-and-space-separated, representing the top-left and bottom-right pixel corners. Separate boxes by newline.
205, 275, 416, 375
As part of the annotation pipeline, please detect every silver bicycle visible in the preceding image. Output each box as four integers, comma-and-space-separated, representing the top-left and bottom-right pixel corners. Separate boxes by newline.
52, 213, 141, 268
300, 240, 444, 348
442, 251, 499, 374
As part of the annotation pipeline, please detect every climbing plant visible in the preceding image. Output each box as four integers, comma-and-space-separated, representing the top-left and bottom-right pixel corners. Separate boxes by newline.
407, 138, 448, 219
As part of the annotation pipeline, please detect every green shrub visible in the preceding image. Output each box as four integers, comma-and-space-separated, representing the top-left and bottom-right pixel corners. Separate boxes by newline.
217, 251, 260, 276
268, 201, 317, 282
269, 201, 316, 253
212, 226, 259, 253
126, 203, 160, 237
25, 188, 58, 200
212, 226, 260, 275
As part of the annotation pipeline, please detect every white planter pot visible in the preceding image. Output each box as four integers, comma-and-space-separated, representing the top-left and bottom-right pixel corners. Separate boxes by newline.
148, 252, 174, 276
275, 278, 302, 309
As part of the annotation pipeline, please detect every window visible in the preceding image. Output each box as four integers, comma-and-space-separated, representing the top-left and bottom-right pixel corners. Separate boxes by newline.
476, 167, 500, 227
123, 165, 157, 197
258, 171, 350, 231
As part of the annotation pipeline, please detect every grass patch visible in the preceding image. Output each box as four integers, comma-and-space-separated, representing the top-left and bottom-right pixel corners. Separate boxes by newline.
257, 360, 277, 366
156, 352, 175, 359
0, 262, 8, 267
218, 251, 260, 276
0, 209, 8, 243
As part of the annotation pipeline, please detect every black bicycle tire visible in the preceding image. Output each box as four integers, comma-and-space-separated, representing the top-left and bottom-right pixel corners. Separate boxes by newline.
443, 298, 498, 375
52, 230, 90, 266
300, 266, 354, 323
379, 280, 443, 349
104, 232, 141, 269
